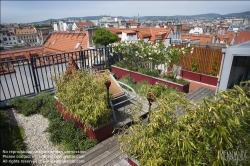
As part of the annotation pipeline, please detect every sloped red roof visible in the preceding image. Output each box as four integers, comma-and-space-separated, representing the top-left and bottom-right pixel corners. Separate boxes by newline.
234, 30, 250, 44
43, 31, 88, 53
216, 33, 235, 44
126, 20, 137, 24
75, 21, 94, 28
182, 34, 212, 44
137, 28, 171, 42
0, 46, 44, 61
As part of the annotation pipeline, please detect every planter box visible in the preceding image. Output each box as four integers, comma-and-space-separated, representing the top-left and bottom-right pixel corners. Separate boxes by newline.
111, 65, 190, 93
127, 157, 140, 166
180, 69, 201, 82
54, 96, 114, 142
200, 74, 218, 86
181, 69, 218, 86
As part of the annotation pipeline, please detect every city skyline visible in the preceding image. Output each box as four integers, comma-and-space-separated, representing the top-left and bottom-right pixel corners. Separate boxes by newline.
1, 1, 250, 23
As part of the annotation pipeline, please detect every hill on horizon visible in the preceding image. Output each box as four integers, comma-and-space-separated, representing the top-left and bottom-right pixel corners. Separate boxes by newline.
33, 11, 250, 23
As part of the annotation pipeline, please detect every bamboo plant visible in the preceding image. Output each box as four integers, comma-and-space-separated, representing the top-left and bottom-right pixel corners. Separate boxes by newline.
117, 82, 250, 166
53, 58, 111, 128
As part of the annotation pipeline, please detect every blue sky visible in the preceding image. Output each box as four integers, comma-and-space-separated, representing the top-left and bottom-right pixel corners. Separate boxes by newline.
1, 1, 250, 23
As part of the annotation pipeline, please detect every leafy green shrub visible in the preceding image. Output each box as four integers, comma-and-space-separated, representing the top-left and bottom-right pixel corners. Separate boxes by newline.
54, 70, 111, 128
40, 97, 57, 118
118, 83, 250, 166
162, 73, 189, 85
0, 110, 30, 165
176, 78, 189, 85
8, 96, 30, 114
45, 108, 97, 151
9, 92, 54, 116
147, 69, 160, 77
118, 75, 150, 95
191, 58, 198, 72
210, 57, 218, 76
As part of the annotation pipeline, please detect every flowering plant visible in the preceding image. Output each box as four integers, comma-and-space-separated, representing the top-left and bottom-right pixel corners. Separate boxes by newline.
111, 40, 193, 82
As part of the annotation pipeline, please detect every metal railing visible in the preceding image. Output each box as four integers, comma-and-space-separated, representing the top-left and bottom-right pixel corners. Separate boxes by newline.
0, 47, 115, 107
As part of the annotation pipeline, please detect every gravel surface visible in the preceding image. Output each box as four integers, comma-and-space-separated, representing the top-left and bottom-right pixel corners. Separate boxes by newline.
6, 108, 72, 166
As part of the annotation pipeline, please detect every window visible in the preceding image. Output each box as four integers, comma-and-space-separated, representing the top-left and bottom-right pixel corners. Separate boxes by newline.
9, 37, 11, 40
74, 42, 81, 49
6, 43, 8, 44
14, 42, 16, 44
0, 40, 2, 43
3, 33, 5, 35
227, 56, 250, 89
51, 39, 57, 44
3, 38, 7, 41
13, 37, 15, 40
10, 42, 12, 44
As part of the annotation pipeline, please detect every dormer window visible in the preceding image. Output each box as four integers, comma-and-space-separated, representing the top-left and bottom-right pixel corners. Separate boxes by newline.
51, 39, 57, 44
74, 42, 81, 49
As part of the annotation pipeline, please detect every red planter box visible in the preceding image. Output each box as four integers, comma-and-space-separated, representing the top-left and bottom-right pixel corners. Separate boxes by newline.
127, 157, 139, 166
201, 74, 218, 86
111, 65, 190, 93
54, 96, 114, 142
180, 69, 201, 82
181, 69, 218, 86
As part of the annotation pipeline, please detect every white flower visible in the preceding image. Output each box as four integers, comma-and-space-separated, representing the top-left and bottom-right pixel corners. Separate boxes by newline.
192, 47, 194, 50
188, 43, 191, 47
182, 51, 185, 54
181, 47, 184, 50
149, 57, 153, 60
191, 51, 193, 54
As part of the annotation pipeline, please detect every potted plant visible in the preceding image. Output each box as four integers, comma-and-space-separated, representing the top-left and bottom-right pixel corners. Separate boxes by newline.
53, 58, 113, 142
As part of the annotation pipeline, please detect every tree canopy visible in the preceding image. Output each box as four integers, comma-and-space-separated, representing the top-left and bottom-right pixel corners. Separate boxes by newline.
91, 28, 118, 47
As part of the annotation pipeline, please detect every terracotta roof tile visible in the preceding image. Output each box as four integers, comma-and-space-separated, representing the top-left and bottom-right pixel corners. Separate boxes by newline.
75, 21, 94, 28
43, 31, 88, 53
0, 46, 44, 61
234, 30, 250, 44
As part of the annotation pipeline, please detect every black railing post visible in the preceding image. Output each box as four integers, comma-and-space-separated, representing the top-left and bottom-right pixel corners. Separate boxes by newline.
80, 46, 83, 70
30, 54, 40, 94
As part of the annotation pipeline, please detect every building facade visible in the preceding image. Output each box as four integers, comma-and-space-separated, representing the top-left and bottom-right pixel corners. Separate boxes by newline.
15, 28, 39, 46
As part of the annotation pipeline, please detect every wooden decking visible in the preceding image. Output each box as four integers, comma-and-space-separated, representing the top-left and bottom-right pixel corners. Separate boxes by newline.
61, 136, 129, 166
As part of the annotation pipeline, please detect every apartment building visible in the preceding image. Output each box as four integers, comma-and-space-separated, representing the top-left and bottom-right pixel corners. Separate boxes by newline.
0, 30, 19, 47
15, 27, 39, 46
36, 25, 53, 45
53, 20, 74, 31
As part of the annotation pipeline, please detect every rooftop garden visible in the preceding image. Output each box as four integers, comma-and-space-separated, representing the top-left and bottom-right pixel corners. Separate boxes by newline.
111, 40, 193, 86
117, 80, 250, 165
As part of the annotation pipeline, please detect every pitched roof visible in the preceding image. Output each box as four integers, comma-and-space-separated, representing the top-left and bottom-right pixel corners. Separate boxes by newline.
15, 28, 37, 35
216, 33, 235, 44
106, 27, 137, 34
182, 34, 212, 44
0, 46, 44, 61
234, 30, 250, 44
43, 31, 88, 53
137, 28, 172, 42
75, 21, 94, 28
126, 20, 137, 24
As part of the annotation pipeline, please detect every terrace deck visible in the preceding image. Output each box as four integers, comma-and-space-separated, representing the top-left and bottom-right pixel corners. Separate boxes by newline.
62, 87, 215, 166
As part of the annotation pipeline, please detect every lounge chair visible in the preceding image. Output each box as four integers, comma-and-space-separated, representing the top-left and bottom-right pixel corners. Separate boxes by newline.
98, 70, 137, 122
